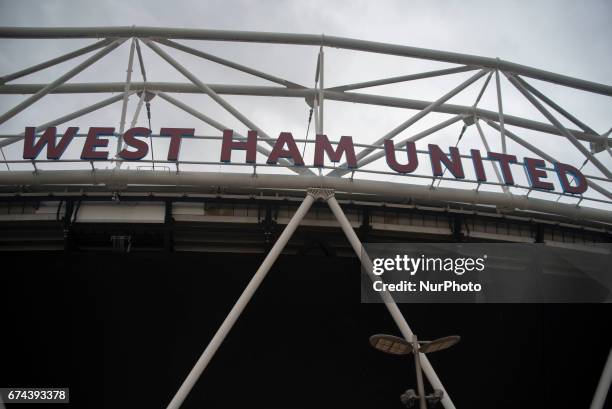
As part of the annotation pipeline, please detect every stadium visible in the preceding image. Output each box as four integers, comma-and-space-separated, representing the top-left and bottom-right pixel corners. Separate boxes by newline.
0, 23, 611, 409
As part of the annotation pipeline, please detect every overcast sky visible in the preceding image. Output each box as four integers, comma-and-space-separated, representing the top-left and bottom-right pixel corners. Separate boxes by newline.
0, 0, 610, 206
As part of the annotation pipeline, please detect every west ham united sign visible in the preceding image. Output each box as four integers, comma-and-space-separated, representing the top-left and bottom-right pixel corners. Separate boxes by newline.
23, 126, 588, 195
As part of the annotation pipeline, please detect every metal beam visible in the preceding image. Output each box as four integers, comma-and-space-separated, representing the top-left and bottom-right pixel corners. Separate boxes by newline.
135, 39, 147, 81
0, 91, 132, 148
130, 91, 146, 128
329, 69, 487, 176
0, 82, 607, 145
328, 65, 477, 92
0, 38, 125, 126
117, 38, 136, 155
511, 75, 604, 152
0, 38, 114, 84
474, 120, 509, 193
494, 67, 506, 153
2, 169, 610, 224
485, 120, 612, 201
327, 194, 456, 409
0, 26, 610, 96
512, 75, 598, 135
472, 71, 493, 108
144, 39, 314, 176
505, 73, 612, 179
589, 347, 612, 409
317, 47, 324, 135
165, 192, 315, 409
331, 114, 466, 178
155, 38, 304, 88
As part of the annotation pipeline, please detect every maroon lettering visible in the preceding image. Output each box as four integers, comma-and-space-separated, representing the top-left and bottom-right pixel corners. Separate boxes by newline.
385, 141, 418, 173
23, 126, 78, 160
488, 152, 517, 185
162, 127, 194, 161
556, 162, 588, 194
313, 134, 357, 168
81, 127, 113, 160
220, 129, 257, 163
266, 132, 304, 166
428, 144, 465, 179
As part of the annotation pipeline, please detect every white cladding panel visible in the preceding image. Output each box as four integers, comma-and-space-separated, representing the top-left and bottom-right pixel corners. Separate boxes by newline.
75, 202, 165, 223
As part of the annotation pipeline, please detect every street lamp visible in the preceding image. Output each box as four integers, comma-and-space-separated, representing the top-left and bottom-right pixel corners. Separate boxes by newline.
369, 333, 460, 409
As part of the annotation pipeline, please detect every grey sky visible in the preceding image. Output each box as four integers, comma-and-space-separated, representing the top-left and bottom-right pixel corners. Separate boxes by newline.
0, 0, 610, 207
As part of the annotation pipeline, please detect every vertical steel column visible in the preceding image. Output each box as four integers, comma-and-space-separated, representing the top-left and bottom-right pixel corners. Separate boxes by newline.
116, 38, 137, 156
494, 64, 507, 153
318, 47, 324, 135
326, 195, 456, 409
313, 97, 320, 137
166, 193, 315, 409
0, 38, 125, 125
412, 334, 427, 409
130, 91, 146, 128
590, 347, 612, 409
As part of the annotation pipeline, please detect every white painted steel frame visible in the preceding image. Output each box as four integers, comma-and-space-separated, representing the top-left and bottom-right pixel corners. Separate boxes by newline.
165, 190, 458, 409
1, 169, 610, 224
166, 192, 315, 409
590, 347, 612, 409
1, 82, 605, 145
0, 26, 610, 96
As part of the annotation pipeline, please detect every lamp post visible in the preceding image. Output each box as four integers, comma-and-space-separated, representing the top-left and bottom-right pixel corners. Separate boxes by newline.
369, 333, 460, 408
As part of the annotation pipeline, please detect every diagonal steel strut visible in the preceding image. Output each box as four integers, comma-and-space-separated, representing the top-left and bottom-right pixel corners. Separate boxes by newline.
165, 192, 316, 409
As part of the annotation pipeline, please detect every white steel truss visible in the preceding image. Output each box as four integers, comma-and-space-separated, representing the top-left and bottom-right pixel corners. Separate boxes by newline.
1, 26, 612, 409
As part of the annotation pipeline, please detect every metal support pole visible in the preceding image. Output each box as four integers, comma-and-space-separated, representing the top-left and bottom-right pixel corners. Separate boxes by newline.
154, 38, 303, 88
412, 334, 427, 409
0, 38, 114, 84
472, 71, 493, 108
494, 65, 507, 153
512, 75, 604, 152
505, 72, 612, 179
166, 193, 315, 409
116, 38, 136, 156
130, 91, 146, 128
0, 91, 132, 148
590, 346, 612, 409
328, 65, 477, 92
512, 75, 598, 135
0, 38, 125, 125
0, 81, 604, 145
326, 195, 456, 409
331, 69, 488, 173
318, 47, 324, 135
0, 145, 9, 170
313, 96, 320, 137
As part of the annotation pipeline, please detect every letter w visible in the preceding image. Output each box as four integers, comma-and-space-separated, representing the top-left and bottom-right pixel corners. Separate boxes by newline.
23, 127, 78, 160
